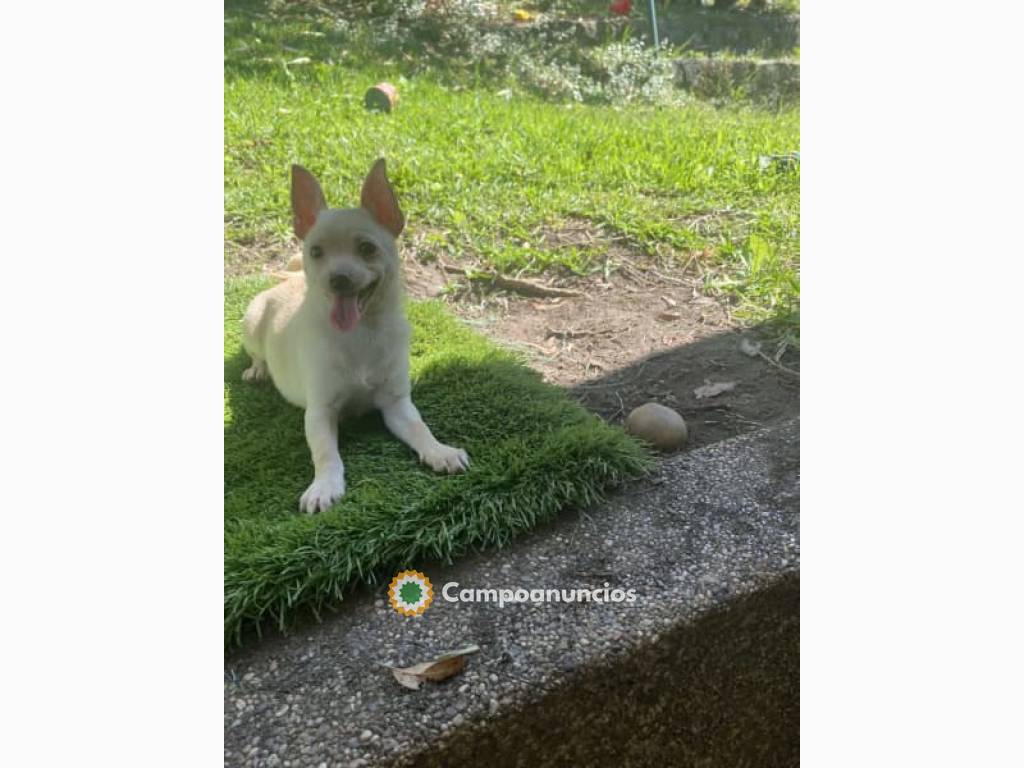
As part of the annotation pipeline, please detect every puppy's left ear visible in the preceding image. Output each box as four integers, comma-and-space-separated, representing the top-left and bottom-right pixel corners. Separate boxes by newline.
360, 158, 405, 237
292, 165, 327, 240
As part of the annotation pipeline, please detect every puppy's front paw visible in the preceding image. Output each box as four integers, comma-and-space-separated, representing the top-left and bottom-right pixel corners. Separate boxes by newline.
242, 360, 268, 382
299, 472, 346, 514
421, 444, 470, 474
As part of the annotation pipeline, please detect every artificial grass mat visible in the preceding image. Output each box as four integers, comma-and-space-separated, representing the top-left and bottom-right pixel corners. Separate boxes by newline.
225, 277, 652, 645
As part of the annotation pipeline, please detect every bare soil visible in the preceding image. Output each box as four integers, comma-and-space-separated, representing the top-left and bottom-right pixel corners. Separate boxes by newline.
228, 224, 799, 452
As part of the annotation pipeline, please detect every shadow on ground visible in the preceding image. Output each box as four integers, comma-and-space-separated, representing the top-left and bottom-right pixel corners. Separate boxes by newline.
566, 320, 799, 451
406, 575, 799, 768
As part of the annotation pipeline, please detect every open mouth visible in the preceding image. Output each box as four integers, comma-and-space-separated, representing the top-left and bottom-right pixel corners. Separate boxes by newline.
329, 280, 378, 332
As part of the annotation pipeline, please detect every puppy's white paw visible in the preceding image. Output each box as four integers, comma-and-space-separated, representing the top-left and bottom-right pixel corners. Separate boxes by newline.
421, 444, 470, 474
242, 360, 268, 382
299, 472, 346, 514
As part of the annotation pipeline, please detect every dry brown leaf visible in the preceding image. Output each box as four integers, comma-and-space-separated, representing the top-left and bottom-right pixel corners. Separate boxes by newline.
388, 645, 480, 691
694, 380, 737, 399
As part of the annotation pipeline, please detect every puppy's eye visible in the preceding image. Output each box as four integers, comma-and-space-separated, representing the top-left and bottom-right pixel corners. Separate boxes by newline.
310, 245, 323, 259
357, 240, 377, 258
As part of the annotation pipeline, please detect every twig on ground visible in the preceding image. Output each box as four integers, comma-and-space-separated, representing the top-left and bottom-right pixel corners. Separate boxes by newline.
611, 390, 626, 422
730, 413, 766, 427
440, 262, 583, 298
646, 268, 690, 286
755, 348, 800, 377
546, 326, 626, 339
510, 340, 555, 356
675, 252, 700, 280
575, 379, 629, 390
548, 328, 595, 339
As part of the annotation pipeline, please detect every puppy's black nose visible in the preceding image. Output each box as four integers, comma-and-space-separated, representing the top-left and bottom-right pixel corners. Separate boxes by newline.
329, 273, 356, 294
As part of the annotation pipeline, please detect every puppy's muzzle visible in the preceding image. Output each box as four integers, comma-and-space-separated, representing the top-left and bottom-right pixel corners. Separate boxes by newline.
330, 272, 359, 295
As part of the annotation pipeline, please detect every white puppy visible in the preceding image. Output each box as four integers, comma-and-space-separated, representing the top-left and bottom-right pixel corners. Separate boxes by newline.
242, 159, 469, 514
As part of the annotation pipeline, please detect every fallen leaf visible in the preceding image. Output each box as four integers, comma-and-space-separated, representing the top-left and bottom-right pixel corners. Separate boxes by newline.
694, 380, 737, 399
661, 296, 677, 308
657, 311, 681, 321
388, 645, 480, 691
739, 338, 762, 358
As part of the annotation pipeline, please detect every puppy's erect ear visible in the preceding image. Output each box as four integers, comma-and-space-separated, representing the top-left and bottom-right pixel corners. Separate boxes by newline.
291, 165, 327, 240
360, 158, 405, 237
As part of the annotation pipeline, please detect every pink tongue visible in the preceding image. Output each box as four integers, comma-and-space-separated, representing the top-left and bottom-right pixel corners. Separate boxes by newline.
330, 294, 361, 332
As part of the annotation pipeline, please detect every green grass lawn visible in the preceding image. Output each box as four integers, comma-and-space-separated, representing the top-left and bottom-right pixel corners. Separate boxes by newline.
225, 278, 652, 643
225, 1, 799, 335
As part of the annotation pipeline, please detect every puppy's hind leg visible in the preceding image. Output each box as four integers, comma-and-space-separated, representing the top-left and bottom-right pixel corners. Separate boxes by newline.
241, 293, 269, 382
378, 395, 470, 474
242, 359, 268, 382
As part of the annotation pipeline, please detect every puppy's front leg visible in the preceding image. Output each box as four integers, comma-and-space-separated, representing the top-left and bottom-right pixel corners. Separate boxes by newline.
379, 395, 469, 474
299, 404, 345, 514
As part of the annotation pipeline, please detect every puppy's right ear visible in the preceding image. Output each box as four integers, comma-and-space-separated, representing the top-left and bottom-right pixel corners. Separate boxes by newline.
291, 165, 327, 240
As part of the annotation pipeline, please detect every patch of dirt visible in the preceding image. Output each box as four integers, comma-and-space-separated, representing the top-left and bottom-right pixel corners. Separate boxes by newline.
225, 237, 296, 278
402, 222, 799, 451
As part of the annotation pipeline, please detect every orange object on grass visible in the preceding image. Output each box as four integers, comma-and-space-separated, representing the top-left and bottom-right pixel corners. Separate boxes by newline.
364, 82, 399, 113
